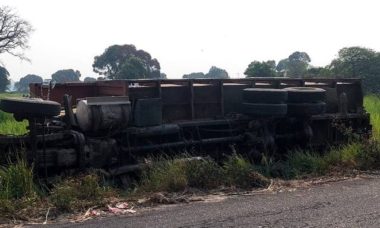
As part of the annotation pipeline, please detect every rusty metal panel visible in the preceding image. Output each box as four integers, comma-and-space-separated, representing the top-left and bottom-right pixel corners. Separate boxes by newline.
30, 82, 97, 104
95, 80, 128, 96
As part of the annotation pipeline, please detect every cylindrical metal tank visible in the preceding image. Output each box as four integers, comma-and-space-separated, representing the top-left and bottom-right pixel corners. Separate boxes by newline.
76, 96, 131, 132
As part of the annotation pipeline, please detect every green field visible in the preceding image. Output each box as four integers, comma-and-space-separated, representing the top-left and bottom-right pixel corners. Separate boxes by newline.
0, 93, 28, 136
364, 95, 380, 139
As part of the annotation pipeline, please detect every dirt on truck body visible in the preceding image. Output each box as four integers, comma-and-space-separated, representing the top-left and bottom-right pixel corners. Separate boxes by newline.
0, 78, 371, 176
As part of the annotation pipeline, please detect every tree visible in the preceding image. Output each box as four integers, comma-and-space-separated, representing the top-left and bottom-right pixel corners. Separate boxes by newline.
117, 56, 149, 79
0, 6, 33, 60
51, 69, 81, 83
15, 74, 42, 92
206, 66, 229, 79
244, 60, 276, 77
305, 67, 331, 78
328, 46, 380, 93
92, 44, 160, 79
329, 47, 377, 77
183, 72, 205, 79
183, 66, 229, 79
83, 77, 96, 82
0, 66, 10, 92
276, 51, 311, 77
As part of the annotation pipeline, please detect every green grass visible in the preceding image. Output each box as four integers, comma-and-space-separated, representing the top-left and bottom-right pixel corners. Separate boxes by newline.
0, 159, 35, 200
139, 154, 270, 192
364, 95, 380, 139
50, 173, 113, 211
0, 93, 28, 135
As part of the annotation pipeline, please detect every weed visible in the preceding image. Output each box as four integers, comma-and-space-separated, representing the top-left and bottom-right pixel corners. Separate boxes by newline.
49, 173, 112, 212
186, 157, 224, 189
49, 184, 76, 211
356, 139, 380, 169
287, 149, 327, 178
223, 153, 269, 188
139, 158, 188, 192
0, 159, 36, 200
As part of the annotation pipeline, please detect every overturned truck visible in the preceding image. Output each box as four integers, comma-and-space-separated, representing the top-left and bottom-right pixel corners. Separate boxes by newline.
0, 78, 371, 175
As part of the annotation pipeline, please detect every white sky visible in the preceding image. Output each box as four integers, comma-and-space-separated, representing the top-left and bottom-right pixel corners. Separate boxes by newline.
1, 0, 380, 81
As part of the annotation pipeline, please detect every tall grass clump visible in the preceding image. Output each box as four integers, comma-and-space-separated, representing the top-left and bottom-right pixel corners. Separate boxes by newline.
0, 159, 35, 200
287, 149, 327, 177
139, 157, 189, 192
186, 158, 224, 189
49, 173, 113, 211
139, 154, 269, 193
223, 153, 269, 188
0, 158, 37, 215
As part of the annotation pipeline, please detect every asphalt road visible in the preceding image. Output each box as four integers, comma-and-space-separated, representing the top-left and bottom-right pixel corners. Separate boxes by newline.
48, 175, 380, 228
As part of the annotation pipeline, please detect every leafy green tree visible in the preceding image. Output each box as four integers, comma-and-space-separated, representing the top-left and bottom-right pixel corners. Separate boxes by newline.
206, 66, 229, 79
244, 60, 276, 77
276, 51, 311, 77
83, 77, 96, 82
15, 74, 43, 92
183, 66, 229, 79
183, 72, 205, 79
51, 69, 81, 83
329, 46, 380, 93
329, 47, 377, 77
0, 66, 10, 92
305, 67, 332, 78
0, 6, 33, 60
118, 56, 149, 79
92, 44, 160, 79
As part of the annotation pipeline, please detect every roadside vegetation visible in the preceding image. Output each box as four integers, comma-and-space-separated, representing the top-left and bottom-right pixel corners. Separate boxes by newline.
0, 94, 380, 223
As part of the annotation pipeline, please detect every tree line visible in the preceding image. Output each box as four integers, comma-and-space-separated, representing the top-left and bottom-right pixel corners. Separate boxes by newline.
1, 6, 380, 94
244, 47, 380, 93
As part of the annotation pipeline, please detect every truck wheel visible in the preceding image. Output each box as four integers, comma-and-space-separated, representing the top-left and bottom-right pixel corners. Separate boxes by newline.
242, 103, 287, 116
285, 87, 326, 103
0, 98, 61, 118
287, 102, 326, 116
243, 88, 287, 103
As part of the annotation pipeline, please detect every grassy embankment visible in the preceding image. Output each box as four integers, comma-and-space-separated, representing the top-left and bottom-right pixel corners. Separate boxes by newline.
1, 94, 380, 220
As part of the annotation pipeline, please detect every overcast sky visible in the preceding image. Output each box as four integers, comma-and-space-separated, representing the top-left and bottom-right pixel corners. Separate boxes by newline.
1, 0, 380, 81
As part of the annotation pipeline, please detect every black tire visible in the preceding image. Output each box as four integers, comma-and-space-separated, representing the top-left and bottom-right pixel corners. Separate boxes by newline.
243, 88, 288, 104
285, 87, 326, 103
287, 102, 326, 116
0, 98, 61, 118
242, 103, 287, 116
